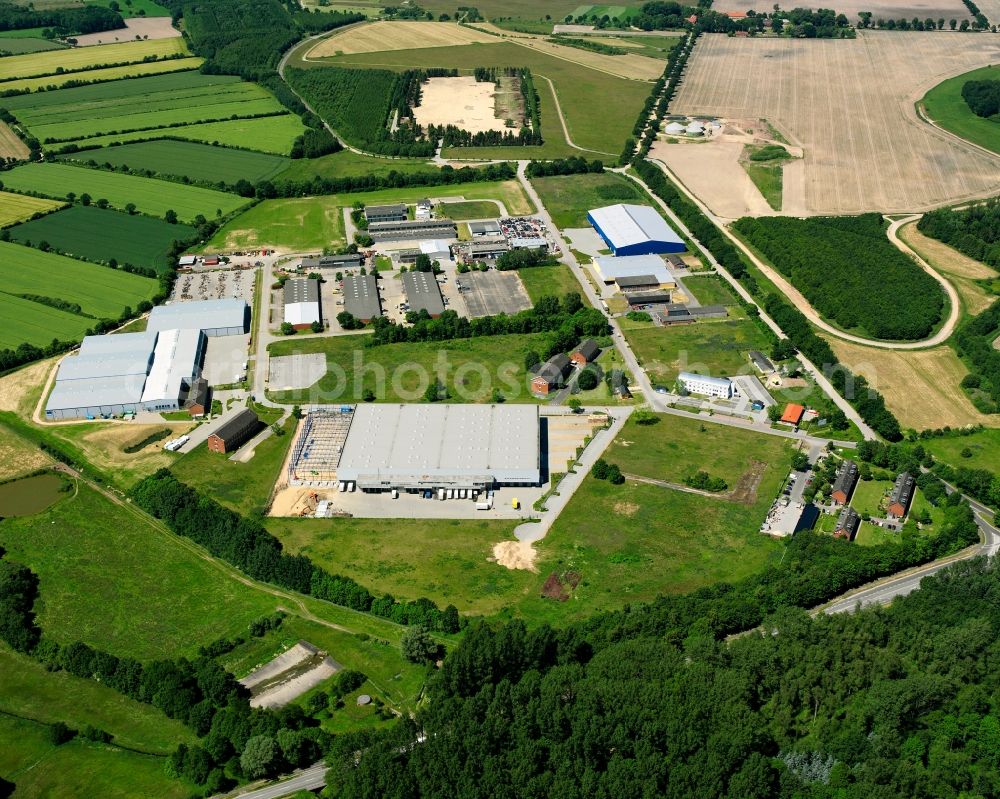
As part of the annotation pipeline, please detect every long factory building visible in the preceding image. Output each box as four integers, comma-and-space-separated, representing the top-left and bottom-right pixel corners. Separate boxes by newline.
288, 404, 541, 492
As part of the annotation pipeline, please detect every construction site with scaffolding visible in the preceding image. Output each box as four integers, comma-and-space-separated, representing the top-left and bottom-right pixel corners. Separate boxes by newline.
287, 409, 354, 487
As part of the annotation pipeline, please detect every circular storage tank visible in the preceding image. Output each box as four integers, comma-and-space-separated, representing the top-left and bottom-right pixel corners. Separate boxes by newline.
665, 122, 686, 134
685, 122, 704, 136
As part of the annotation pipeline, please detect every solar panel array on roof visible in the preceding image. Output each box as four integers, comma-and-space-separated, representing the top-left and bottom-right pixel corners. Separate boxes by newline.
336, 404, 540, 490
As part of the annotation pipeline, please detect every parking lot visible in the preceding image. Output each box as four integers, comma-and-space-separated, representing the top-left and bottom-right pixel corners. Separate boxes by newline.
202, 334, 250, 386
171, 267, 255, 303
458, 270, 531, 317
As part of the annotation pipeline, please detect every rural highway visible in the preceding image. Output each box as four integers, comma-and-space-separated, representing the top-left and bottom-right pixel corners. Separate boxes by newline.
219, 762, 327, 799
647, 157, 962, 351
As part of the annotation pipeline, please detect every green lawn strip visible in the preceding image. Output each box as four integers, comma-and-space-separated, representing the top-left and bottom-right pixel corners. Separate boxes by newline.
437, 199, 503, 219
309, 683, 397, 735
171, 419, 294, 516
0, 644, 196, 754
61, 139, 290, 184
0, 240, 158, 317
518, 262, 585, 304
268, 516, 527, 617
0, 36, 67, 53
604, 412, 795, 486
530, 172, 642, 228
6, 205, 195, 274
623, 313, 771, 386
922, 65, 1000, 156
320, 40, 649, 155
850, 479, 892, 517
0, 482, 280, 659
0, 292, 93, 348
266, 332, 551, 404
0, 714, 192, 799
203, 196, 345, 253
0, 162, 248, 222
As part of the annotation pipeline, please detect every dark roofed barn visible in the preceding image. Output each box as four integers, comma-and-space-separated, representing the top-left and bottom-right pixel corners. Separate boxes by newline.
887, 472, 916, 519
207, 409, 260, 454
570, 339, 600, 367
402, 271, 445, 317
833, 506, 861, 541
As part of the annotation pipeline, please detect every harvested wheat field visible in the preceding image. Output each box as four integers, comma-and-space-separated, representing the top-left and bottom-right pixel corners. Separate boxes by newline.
507, 36, 665, 81
0, 121, 28, 160
308, 21, 495, 57
72, 17, 181, 46
672, 32, 1000, 214
828, 338, 995, 430
0, 358, 53, 416
899, 221, 998, 316
414, 76, 517, 134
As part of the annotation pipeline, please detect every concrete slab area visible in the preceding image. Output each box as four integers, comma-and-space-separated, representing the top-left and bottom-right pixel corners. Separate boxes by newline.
458, 270, 532, 317
564, 227, 607, 258
268, 353, 327, 391
201, 334, 250, 386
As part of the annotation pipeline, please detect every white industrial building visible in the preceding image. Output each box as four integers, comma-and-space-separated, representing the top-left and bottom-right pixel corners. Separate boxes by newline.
678, 371, 734, 399
335, 404, 541, 492
418, 239, 452, 262
283, 278, 322, 329
147, 298, 249, 336
45, 299, 247, 420
593, 254, 676, 289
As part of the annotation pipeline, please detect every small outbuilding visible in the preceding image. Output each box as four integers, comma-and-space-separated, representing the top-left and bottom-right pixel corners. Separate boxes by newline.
779, 403, 805, 426
531, 353, 571, 395
207, 408, 260, 454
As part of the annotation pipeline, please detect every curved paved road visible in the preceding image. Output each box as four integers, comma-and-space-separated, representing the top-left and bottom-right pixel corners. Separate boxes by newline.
649, 158, 961, 351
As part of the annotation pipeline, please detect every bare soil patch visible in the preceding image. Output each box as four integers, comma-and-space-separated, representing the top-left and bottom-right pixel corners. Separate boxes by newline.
0, 122, 28, 160
673, 33, 1000, 214
541, 570, 580, 601
308, 21, 495, 58
414, 76, 518, 135
72, 17, 181, 46
729, 460, 767, 505
492, 539, 538, 571
613, 500, 640, 516
829, 337, 996, 429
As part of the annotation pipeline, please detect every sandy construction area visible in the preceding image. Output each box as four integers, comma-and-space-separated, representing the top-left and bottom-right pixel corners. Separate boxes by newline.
72, 17, 181, 46
715, 0, 972, 21
828, 338, 995, 429
672, 33, 1000, 214
492, 539, 537, 571
414, 75, 515, 134
308, 21, 495, 57
651, 138, 778, 219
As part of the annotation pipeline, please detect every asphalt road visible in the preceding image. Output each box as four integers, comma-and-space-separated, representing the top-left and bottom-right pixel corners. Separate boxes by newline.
221, 762, 327, 799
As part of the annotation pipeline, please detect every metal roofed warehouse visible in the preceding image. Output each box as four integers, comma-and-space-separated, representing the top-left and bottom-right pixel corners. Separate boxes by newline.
587, 204, 686, 256
343, 274, 381, 322
401, 271, 445, 317
147, 298, 249, 336
336, 404, 540, 491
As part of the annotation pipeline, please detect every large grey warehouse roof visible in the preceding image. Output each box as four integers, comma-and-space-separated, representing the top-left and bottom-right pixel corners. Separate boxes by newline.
401, 271, 445, 316
78, 331, 157, 357
343, 274, 381, 321
336, 404, 540, 486
56, 350, 152, 381
147, 299, 248, 335
46, 374, 146, 413
283, 278, 320, 304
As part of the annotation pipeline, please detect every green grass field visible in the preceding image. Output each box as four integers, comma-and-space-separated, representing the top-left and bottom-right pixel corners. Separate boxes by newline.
0, 292, 93, 348
205, 196, 345, 252
623, 311, 771, 387
518, 262, 585, 303
171, 419, 294, 516
850, 479, 891, 517
0, 37, 187, 82
0, 189, 64, 226
922, 429, 1000, 472
0, 36, 67, 53
437, 199, 502, 220
682, 274, 739, 306
3, 70, 301, 154
6, 205, 195, 274
0, 482, 281, 659
530, 171, 642, 228
319, 40, 650, 157
0, 713, 192, 799
0, 162, 249, 222
276, 149, 437, 182
0, 240, 158, 317
0, 56, 203, 94
208, 180, 534, 252
923, 65, 1000, 156
62, 139, 290, 184
0, 644, 196, 754
267, 332, 551, 404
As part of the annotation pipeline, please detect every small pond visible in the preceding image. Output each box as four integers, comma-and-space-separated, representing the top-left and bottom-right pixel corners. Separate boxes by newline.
0, 473, 66, 518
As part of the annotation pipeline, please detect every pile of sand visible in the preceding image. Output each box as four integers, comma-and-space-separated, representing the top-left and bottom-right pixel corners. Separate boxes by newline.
492, 539, 537, 571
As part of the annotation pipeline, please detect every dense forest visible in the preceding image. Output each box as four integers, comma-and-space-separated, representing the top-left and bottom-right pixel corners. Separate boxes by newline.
953, 299, 1000, 413
0, 3, 122, 35
285, 67, 436, 157
734, 214, 945, 341
919, 199, 1000, 270
962, 79, 1000, 119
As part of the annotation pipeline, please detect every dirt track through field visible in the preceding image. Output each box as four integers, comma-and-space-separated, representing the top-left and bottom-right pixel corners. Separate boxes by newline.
672, 32, 1000, 214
